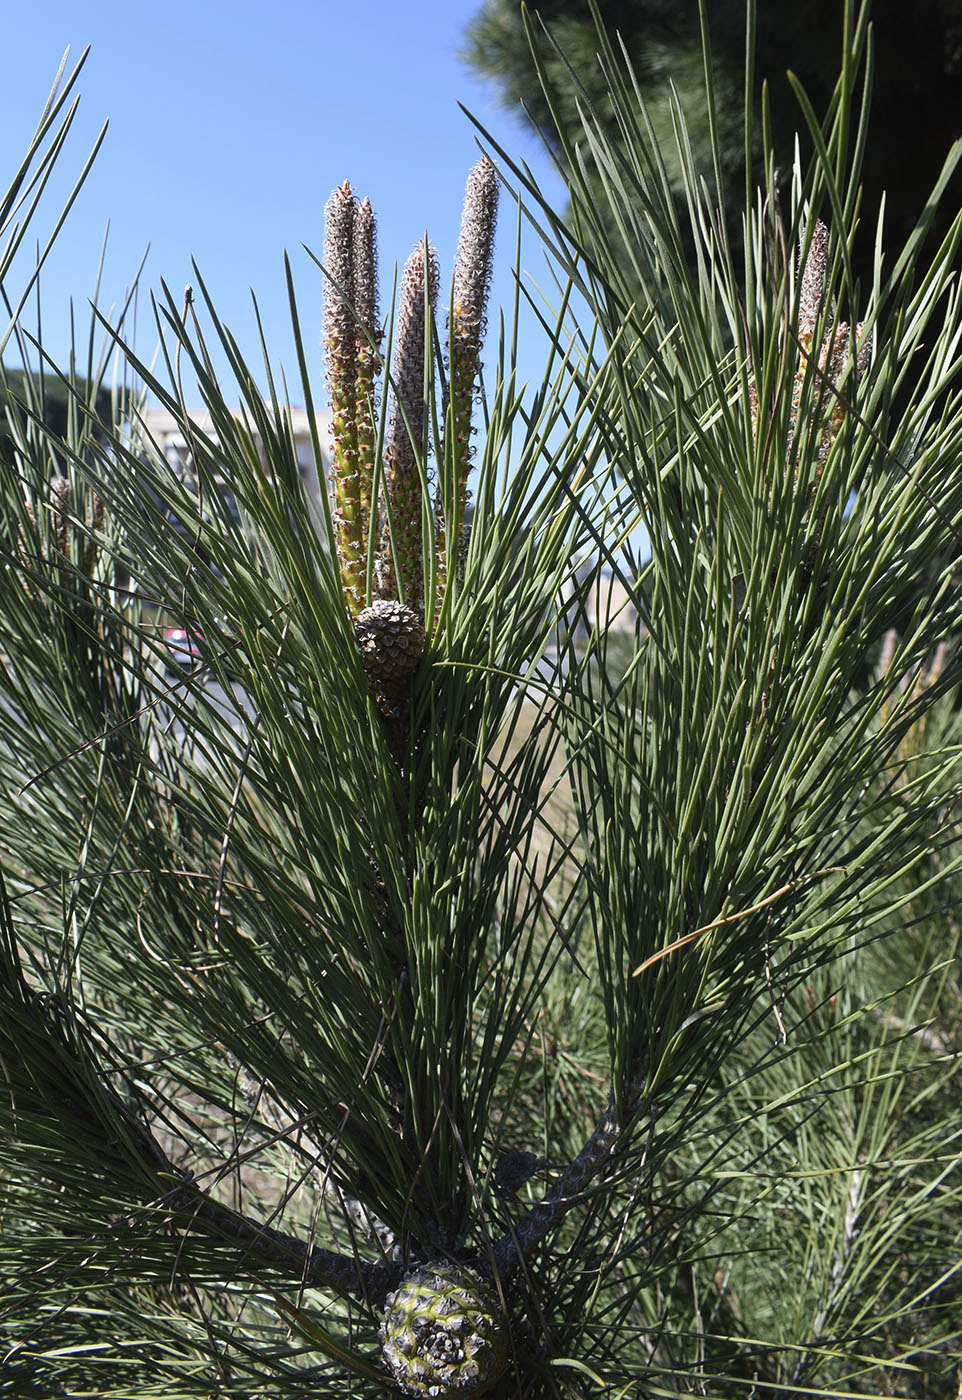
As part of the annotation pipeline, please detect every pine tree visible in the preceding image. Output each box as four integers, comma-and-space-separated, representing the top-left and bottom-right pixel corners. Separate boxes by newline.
3, 10, 962, 1396
462, 0, 962, 284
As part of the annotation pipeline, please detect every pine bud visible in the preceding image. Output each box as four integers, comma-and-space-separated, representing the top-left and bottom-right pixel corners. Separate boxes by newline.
798, 219, 829, 352
324, 180, 366, 615
379, 241, 440, 615
437, 157, 499, 610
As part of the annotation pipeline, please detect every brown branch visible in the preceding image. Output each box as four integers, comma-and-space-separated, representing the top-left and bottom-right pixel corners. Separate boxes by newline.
7, 987, 395, 1309
163, 1166, 394, 1307
485, 1060, 648, 1280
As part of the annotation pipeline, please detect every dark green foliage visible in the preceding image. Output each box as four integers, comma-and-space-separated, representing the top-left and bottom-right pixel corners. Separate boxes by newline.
463, 0, 962, 280
0, 368, 120, 464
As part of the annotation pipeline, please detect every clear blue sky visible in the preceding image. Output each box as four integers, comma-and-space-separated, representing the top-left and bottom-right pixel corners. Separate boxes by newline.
3, 0, 569, 408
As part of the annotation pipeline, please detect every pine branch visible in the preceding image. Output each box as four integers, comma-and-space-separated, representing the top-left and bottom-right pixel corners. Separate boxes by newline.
2, 981, 394, 1309
165, 1168, 394, 1307
487, 1059, 648, 1279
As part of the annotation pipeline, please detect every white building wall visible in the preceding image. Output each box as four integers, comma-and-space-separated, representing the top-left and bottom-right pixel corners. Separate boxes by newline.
139, 405, 332, 509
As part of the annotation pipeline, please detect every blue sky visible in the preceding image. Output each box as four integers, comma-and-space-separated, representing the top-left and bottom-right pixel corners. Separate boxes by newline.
3, 0, 569, 408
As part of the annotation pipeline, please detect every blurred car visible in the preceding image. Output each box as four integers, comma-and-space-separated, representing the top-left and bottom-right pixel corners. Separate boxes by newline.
164, 626, 203, 671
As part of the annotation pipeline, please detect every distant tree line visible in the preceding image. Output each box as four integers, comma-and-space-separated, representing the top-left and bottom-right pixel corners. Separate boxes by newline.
0, 369, 119, 466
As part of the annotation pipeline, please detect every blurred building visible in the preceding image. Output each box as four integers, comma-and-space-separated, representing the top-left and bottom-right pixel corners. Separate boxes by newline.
137, 408, 638, 636
139, 404, 332, 515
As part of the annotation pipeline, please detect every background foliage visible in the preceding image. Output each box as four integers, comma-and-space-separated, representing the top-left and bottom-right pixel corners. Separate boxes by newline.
463, 0, 962, 281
